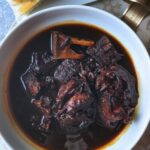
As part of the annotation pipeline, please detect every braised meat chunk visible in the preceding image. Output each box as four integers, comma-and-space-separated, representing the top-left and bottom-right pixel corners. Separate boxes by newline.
21, 52, 58, 98
56, 92, 95, 133
54, 59, 80, 83
31, 96, 53, 132
56, 79, 77, 106
86, 36, 122, 66
21, 69, 41, 97
55, 78, 96, 133
96, 64, 138, 129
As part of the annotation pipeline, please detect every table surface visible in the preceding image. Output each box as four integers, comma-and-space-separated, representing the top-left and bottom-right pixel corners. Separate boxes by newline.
0, 0, 150, 150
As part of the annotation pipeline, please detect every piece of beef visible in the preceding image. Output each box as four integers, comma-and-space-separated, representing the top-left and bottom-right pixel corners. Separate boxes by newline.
21, 51, 58, 97
97, 92, 125, 129
31, 96, 53, 132
54, 59, 80, 83
32, 96, 53, 116
96, 64, 138, 129
21, 69, 57, 98
57, 93, 95, 133
79, 57, 101, 88
21, 69, 41, 96
51, 31, 94, 59
56, 79, 77, 107
30, 51, 57, 75
55, 78, 96, 133
86, 36, 122, 66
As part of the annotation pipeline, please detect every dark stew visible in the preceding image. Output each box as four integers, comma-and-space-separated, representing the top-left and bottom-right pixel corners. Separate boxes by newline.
8, 22, 138, 150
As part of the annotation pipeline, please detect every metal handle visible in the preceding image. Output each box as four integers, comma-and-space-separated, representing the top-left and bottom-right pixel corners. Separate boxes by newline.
122, 0, 150, 31
125, 0, 150, 7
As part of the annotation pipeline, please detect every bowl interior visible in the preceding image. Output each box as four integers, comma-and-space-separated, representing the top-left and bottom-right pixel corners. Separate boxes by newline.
0, 5, 150, 150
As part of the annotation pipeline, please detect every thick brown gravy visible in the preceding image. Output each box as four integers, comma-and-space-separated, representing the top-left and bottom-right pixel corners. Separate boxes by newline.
8, 22, 137, 150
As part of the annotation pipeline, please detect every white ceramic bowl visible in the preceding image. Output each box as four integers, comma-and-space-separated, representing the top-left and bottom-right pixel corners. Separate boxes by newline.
0, 5, 150, 150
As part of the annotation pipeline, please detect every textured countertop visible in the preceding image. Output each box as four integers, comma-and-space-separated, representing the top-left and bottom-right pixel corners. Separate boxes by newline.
0, 0, 150, 150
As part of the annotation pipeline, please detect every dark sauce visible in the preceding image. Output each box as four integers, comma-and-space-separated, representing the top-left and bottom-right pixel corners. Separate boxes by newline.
8, 23, 137, 150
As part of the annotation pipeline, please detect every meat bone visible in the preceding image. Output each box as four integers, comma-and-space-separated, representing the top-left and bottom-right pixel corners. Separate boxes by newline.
51, 31, 94, 59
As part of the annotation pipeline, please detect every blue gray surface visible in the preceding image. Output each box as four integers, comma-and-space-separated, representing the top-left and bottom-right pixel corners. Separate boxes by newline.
0, 0, 96, 43
0, 0, 15, 42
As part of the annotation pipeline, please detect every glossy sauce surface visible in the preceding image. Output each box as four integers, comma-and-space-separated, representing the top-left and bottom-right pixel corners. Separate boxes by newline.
8, 23, 137, 150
